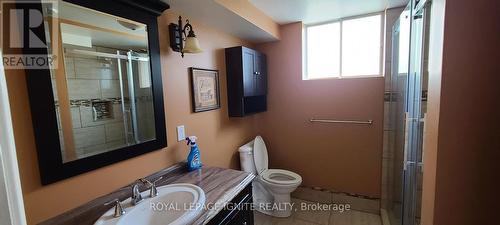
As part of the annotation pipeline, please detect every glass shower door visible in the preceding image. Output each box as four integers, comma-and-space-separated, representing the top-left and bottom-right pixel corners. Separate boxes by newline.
383, 1, 431, 225
385, 4, 411, 225
402, 1, 430, 225
117, 50, 156, 146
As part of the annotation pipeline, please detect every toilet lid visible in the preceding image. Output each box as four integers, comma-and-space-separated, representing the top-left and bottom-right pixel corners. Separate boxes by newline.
253, 136, 268, 174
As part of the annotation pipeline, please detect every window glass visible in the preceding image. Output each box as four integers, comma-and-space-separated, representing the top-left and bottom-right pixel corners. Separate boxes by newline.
306, 22, 340, 79
398, 11, 411, 74
342, 15, 382, 76
304, 14, 383, 80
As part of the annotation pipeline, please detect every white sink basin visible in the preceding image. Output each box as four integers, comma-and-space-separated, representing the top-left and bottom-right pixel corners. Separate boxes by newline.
94, 183, 206, 225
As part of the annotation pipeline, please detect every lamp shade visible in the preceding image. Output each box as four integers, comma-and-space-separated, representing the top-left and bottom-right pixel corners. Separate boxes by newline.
183, 36, 203, 53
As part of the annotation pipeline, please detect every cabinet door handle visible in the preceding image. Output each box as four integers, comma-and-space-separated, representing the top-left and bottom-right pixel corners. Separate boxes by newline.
254, 71, 261, 75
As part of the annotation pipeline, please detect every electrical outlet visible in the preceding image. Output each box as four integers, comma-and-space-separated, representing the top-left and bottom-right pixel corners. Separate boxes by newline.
177, 125, 185, 141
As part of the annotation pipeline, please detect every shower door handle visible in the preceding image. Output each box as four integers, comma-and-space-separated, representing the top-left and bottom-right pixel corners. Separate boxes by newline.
417, 112, 427, 173
403, 112, 417, 171
404, 112, 422, 171
403, 112, 409, 170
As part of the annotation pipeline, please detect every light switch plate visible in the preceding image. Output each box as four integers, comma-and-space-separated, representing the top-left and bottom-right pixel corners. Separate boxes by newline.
176, 125, 185, 141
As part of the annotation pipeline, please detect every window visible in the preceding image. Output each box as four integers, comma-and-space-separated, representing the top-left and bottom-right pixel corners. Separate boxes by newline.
306, 23, 340, 78
304, 14, 383, 80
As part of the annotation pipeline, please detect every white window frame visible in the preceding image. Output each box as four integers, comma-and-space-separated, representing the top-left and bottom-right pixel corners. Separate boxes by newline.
303, 12, 385, 80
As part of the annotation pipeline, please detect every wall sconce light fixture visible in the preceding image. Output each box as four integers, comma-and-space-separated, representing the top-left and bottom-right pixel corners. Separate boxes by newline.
169, 16, 202, 57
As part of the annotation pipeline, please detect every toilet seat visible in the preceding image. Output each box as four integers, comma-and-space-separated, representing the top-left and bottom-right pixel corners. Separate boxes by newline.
253, 136, 302, 186
245, 136, 303, 218
261, 169, 302, 185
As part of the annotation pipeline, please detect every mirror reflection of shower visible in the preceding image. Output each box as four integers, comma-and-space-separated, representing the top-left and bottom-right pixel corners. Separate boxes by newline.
58, 47, 156, 162
48, 1, 157, 163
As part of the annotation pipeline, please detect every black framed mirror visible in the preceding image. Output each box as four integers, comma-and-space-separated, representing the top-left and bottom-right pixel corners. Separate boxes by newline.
23, 0, 169, 184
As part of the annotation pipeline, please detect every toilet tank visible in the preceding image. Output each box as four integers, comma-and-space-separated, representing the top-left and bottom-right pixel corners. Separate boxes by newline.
238, 140, 257, 174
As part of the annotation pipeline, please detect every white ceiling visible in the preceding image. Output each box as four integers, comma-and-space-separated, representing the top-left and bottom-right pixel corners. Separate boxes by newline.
55, 1, 148, 50
60, 23, 147, 50
249, 0, 409, 25
163, 0, 278, 43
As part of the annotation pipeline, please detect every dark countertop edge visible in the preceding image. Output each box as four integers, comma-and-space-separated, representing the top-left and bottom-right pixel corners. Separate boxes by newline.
38, 162, 255, 225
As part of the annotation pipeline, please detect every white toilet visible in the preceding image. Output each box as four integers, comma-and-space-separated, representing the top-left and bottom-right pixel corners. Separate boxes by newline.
238, 136, 302, 217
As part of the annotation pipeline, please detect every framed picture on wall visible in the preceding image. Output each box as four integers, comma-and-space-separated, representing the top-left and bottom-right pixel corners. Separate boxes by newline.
190, 68, 221, 112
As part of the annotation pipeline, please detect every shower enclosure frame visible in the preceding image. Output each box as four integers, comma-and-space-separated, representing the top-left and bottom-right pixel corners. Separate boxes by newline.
384, 0, 431, 225
403, 2, 431, 225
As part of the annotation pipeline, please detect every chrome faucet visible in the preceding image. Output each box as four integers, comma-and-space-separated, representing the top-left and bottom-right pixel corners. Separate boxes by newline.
139, 176, 163, 198
131, 176, 163, 205
131, 183, 143, 205
105, 198, 126, 218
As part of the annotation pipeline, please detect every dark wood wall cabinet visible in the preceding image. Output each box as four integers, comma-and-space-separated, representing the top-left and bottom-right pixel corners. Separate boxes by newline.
208, 183, 254, 225
225, 46, 268, 117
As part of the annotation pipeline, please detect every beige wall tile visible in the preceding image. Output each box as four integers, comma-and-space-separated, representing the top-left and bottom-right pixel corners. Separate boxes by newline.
105, 122, 126, 142
74, 57, 118, 80
70, 106, 82, 128
383, 102, 391, 130
83, 139, 126, 156
67, 79, 101, 100
72, 125, 105, 149
64, 57, 76, 78
55, 107, 81, 130
100, 79, 121, 99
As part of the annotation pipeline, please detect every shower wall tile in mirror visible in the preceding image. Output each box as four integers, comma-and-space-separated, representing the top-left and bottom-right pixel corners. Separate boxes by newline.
49, 1, 157, 163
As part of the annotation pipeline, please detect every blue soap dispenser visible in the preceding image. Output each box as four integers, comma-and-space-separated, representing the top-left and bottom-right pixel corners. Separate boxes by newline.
185, 136, 202, 171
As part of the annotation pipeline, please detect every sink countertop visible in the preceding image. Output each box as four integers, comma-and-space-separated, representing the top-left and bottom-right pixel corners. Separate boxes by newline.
38, 163, 255, 225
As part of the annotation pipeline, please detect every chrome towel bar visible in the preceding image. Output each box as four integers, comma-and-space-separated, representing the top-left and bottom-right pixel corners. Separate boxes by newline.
309, 118, 373, 125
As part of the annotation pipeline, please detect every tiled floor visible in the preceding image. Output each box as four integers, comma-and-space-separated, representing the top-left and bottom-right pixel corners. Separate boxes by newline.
292, 187, 380, 214
254, 199, 382, 225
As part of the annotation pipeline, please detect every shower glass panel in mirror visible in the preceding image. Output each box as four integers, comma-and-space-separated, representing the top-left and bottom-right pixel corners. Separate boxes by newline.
46, 1, 156, 162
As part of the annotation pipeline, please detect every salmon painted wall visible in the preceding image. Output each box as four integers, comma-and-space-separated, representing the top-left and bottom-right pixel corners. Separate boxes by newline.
255, 23, 384, 197
421, 0, 500, 224
5, 11, 257, 224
